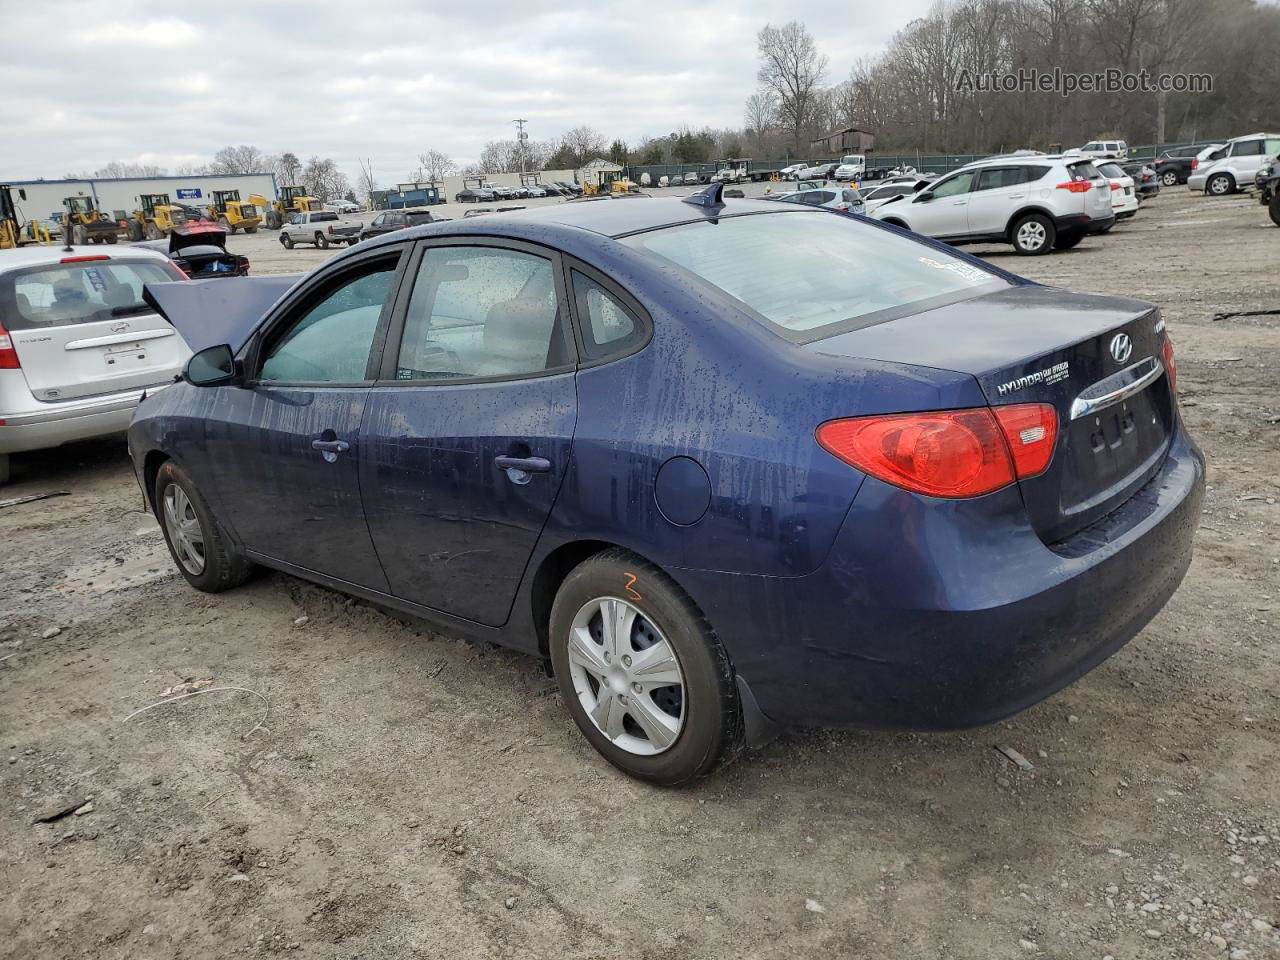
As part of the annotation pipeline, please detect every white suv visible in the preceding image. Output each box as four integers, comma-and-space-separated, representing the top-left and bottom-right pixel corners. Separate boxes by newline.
1076, 139, 1129, 160
0, 246, 191, 484
869, 155, 1115, 255
1190, 132, 1280, 196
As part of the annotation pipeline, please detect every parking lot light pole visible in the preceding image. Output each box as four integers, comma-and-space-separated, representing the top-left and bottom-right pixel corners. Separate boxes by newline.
513, 119, 529, 176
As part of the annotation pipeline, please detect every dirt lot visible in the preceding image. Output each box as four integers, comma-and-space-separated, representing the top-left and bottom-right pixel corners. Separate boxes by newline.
2, 188, 1277, 960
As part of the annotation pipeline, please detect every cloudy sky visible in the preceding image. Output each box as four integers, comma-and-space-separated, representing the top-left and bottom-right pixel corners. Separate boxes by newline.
2, 0, 935, 187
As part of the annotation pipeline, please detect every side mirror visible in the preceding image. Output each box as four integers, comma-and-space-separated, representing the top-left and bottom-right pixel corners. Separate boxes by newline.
184, 344, 240, 387
914, 192, 934, 203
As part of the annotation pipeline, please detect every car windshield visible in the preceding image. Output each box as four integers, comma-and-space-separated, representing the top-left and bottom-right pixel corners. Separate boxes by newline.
0, 258, 176, 329
624, 210, 1008, 342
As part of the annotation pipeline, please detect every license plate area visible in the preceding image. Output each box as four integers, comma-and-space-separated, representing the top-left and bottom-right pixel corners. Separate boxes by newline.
103, 341, 148, 367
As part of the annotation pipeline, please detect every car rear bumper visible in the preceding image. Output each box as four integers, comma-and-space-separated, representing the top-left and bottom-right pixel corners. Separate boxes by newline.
675, 420, 1204, 731
1187, 173, 1208, 191
0, 381, 174, 454
1058, 212, 1116, 234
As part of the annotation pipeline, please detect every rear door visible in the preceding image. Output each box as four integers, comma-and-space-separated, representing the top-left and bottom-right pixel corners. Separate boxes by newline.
0, 254, 189, 401
966, 166, 1031, 235
359, 238, 578, 626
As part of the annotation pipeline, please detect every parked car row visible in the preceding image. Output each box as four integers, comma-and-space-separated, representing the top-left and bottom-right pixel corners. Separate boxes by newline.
454, 182, 582, 203
1186, 132, 1280, 196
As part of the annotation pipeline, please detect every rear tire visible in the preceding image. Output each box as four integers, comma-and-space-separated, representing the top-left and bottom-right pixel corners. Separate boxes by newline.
265, 211, 281, 230
0, 453, 10, 486
245, 226, 258, 234
315, 232, 329, 249
1207, 173, 1234, 196
104, 232, 118, 244
1011, 212, 1055, 255
153, 460, 252, 593
1271, 191, 1280, 227
127, 220, 144, 242
1053, 231, 1084, 250
549, 549, 742, 786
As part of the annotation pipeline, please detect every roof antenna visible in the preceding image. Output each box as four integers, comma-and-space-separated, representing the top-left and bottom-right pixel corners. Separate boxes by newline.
682, 181, 725, 210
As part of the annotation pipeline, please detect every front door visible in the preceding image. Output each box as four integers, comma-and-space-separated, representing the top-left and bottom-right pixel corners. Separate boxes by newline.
201, 248, 407, 590
912, 169, 975, 239
360, 240, 578, 626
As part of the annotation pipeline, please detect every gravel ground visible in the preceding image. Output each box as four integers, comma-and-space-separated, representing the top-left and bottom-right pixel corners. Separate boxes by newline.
1, 186, 1277, 960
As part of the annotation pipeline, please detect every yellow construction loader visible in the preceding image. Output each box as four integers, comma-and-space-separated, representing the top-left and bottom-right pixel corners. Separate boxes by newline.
62, 196, 122, 244
127, 194, 188, 241
263, 185, 318, 229
209, 190, 263, 234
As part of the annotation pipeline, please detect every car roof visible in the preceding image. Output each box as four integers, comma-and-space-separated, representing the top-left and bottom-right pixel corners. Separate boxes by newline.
1227, 132, 1280, 142
359, 195, 801, 249
0, 244, 170, 273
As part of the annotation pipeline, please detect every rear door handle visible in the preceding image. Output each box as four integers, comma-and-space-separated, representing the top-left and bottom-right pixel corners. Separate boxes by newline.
312, 438, 350, 463
494, 455, 551, 485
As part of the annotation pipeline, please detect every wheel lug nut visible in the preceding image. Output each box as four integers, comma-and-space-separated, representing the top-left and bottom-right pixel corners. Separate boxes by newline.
603, 652, 610, 663
632, 682, 642, 694
622, 655, 632, 667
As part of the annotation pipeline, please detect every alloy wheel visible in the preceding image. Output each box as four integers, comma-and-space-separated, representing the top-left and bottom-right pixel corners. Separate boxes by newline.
163, 484, 207, 576
1016, 220, 1047, 251
1162, 171, 1177, 186
566, 597, 685, 756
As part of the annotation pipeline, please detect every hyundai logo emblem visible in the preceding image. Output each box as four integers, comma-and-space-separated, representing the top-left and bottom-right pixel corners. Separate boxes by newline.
1109, 333, 1133, 364
110, 321, 130, 333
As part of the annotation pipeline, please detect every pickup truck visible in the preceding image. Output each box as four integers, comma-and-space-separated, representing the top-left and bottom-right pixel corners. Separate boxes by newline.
278, 209, 362, 249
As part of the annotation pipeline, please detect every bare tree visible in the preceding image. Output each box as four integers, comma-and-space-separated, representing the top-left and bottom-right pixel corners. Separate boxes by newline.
356, 158, 378, 202
302, 156, 349, 201
93, 160, 168, 178
744, 91, 778, 134
414, 149, 456, 182
756, 22, 829, 149
209, 145, 266, 175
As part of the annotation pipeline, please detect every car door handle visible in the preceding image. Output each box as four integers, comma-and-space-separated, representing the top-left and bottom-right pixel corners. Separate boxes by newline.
1009, 194, 1025, 199
494, 455, 551, 472
312, 438, 350, 463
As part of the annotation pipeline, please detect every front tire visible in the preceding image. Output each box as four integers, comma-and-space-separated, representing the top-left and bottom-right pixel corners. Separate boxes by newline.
154, 461, 252, 593
1270, 191, 1280, 227
549, 550, 742, 786
1011, 212, 1055, 255
1053, 231, 1084, 250
280, 233, 294, 249
1207, 173, 1235, 196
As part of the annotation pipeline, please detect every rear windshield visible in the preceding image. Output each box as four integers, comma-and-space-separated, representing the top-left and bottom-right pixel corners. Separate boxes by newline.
1067, 160, 1102, 181
0, 258, 176, 329
1097, 162, 1125, 178
406, 212, 434, 224
623, 211, 1008, 342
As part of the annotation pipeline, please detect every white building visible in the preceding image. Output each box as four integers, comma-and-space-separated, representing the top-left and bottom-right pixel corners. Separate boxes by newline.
6, 173, 280, 221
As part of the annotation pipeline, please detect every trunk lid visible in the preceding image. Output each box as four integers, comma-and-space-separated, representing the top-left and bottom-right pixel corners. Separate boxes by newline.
808, 285, 1174, 543
1, 255, 191, 401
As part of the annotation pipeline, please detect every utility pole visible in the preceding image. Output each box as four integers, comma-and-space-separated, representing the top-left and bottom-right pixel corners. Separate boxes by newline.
513, 119, 529, 175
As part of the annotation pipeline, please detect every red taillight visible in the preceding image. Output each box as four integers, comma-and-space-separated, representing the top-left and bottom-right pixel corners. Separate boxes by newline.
1191, 158, 1198, 170
833, 202, 850, 211
816, 403, 1057, 499
0, 319, 20, 369
60, 255, 110, 263
992, 403, 1058, 479
1162, 335, 1177, 393
1109, 182, 1120, 191
1056, 181, 1093, 193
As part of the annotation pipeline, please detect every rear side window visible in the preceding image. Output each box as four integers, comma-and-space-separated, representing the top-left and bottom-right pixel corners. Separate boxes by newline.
396, 246, 569, 381
571, 271, 643, 362
623, 211, 1008, 342
311, 211, 339, 222
1232, 139, 1264, 156
975, 167, 1026, 190
1, 259, 178, 330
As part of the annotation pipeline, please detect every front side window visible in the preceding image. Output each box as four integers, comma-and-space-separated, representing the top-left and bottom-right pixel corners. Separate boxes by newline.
624, 210, 1008, 342
259, 263, 397, 383
396, 246, 568, 380
929, 171, 976, 198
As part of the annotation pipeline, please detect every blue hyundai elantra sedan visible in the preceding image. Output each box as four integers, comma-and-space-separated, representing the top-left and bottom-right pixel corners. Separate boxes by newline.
131, 185, 1204, 785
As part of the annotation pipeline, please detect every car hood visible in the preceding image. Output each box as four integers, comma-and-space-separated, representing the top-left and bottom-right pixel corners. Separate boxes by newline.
142, 274, 303, 353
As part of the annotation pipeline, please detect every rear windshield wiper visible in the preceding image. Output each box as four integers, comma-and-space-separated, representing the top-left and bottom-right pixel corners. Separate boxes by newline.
110, 303, 152, 317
